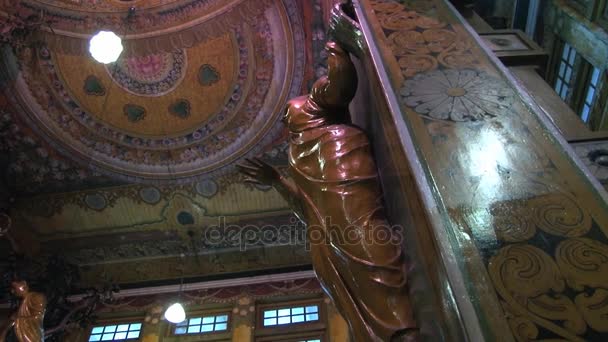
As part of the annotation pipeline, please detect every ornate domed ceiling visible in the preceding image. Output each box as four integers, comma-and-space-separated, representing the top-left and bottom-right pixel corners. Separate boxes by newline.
0, 0, 330, 288
4, 0, 305, 183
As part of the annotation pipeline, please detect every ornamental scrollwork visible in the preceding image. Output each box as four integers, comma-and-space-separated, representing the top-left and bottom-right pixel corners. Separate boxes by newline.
489, 244, 587, 340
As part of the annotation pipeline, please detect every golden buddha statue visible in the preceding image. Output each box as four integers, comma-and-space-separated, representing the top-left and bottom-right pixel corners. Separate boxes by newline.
239, 41, 417, 341
0, 280, 46, 342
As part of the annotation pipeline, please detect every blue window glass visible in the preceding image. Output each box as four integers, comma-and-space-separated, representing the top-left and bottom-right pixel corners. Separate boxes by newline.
554, 43, 577, 102
91, 327, 104, 334
262, 304, 320, 327
305, 306, 318, 313
580, 66, 601, 122
113, 332, 127, 340
306, 313, 319, 321
173, 313, 230, 335
89, 334, 102, 342
126, 331, 139, 339
88, 322, 142, 341
187, 325, 200, 334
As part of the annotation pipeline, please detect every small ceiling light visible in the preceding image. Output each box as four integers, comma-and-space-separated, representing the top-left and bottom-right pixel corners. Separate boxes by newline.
164, 302, 186, 324
89, 31, 123, 64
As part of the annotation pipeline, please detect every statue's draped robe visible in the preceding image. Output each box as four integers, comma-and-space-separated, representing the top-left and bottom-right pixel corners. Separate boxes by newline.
287, 97, 416, 341
14, 292, 45, 342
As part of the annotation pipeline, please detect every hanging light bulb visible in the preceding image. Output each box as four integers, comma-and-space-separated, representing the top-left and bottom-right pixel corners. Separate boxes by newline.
164, 302, 186, 324
89, 31, 123, 64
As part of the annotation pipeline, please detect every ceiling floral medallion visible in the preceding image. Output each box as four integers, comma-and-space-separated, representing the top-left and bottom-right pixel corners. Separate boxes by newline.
401, 69, 514, 122
107, 50, 187, 97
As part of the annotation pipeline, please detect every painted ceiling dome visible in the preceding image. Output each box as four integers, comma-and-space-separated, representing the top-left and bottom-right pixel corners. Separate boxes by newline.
2, 0, 305, 183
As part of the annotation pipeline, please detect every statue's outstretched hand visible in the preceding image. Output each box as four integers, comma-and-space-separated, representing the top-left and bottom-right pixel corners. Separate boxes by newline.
237, 158, 282, 186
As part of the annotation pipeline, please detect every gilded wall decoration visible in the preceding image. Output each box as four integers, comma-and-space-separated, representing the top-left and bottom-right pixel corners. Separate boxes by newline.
365, 0, 608, 340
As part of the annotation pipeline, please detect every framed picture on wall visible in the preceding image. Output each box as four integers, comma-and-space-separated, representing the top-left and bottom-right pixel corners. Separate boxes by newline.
478, 30, 549, 71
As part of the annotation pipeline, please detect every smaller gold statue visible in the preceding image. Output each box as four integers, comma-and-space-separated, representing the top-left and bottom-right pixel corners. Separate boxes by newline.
0, 280, 46, 342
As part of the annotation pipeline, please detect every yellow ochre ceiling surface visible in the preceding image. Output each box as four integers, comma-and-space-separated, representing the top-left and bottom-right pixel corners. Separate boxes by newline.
54, 34, 236, 136
0, 0, 320, 286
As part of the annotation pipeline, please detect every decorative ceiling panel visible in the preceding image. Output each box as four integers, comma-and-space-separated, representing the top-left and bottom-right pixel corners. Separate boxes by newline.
3, 0, 304, 183
0, 0, 320, 288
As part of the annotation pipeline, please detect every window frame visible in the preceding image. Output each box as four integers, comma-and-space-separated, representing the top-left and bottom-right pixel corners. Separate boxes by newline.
553, 41, 578, 103
165, 308, 232, 338
577, 65, 602, 123
259, 302, 321, 328
589, 69, 608, 130
255, 298, 327, 339
86, 320, 144, 342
